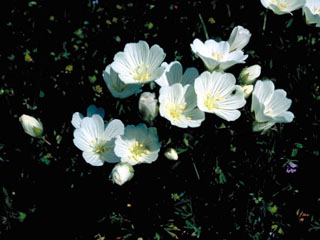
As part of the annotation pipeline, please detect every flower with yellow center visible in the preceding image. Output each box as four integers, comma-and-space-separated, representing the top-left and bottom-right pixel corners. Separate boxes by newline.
303, 0, 320, 27
73, 115, 125, 166
103, 64, 142, 99
260, 0, 305, 15
194, 71, 246, 121
251, 80, 294, 134
190, 39, 247, 71
111, 40, 166, 84
114, 124, 161, 166
159, 83, 205, 128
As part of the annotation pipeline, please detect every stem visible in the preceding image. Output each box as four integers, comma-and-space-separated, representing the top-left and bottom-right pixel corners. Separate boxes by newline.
41, 136, 51, 145
191, 157, 200, 180
198, 13, 209, 40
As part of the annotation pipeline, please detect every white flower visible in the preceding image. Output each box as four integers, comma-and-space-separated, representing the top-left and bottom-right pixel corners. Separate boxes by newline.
138, 92, 158, 122
260, 0, 306, 15
303, 0, 320, 27
241, 85, 254, 99
71, 105, 105, 129
114, 123, 161, 165
164, 148, 178, 161
103, 64, 142, 99
111, 40, 166, 84
228, 26, 251, 52
159, 83, 205, 128
155, 61, 199, 87
19, 114, 43, 138
194, 71, 246, 121
190, 39, 248, 71
239, 65, 261, 84
73, 115, 124, 166
111, 162, 134, 186
251, 80, 294, 133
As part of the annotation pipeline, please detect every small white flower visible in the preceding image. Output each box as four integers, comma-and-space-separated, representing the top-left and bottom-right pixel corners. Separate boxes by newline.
303, 0, 320, 27
159, 83, 205, 128
155, 61, 199, 87
190, 39, 248, 71
71, 105, 105, 129
114, 123, 161, 165
73, 115, 124, 166
111, 40, 166, 84
239, 65, 261, 84
228, 26, 251, 52
111, 162, 134, 186
251, 80, 294, 133
103, 64, 142, 99
241, 85, 254, 99
138, 92, 158, 122
164, 148, 178, 161
19, 114, 43, 138
260, 0, 306, 15
194, 71, 246, 121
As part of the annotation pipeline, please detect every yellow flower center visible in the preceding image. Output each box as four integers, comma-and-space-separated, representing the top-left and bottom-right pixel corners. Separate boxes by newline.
92, 139, 110, 157
312, 7, 320, 15
212, 52, 225, 61
132, 62, 150, 82
264, 107, 274, 117
270, 0, 288, 10
204, 92, 224, 111
165, 102, 186, 122
128, 141, 150, 162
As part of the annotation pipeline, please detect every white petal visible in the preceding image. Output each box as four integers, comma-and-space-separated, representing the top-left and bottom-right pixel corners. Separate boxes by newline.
82, 152, 104, 166
148, 44, 166, 70
80, 114, 104, 139
73, 129, 92, 152
104, 119, 125, 140
213, 109, 241, 121
182, 67, 199, 86
71, 112, 84, 129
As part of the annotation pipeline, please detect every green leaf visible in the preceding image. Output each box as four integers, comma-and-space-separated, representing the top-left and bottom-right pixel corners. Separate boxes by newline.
28, 1, 37, 7
18, 212, 27, 222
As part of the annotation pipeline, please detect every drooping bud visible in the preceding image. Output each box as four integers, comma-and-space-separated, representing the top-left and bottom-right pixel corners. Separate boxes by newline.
19, 114, 43, 138
241, 84, 254, 99
138, 92, 158, 122
164, 148, 178, 161
239, 65, 261, 84
111, 162, 134, 186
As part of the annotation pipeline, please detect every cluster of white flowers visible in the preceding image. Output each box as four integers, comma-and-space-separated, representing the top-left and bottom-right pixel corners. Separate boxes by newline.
260, 0, 320, 27
68, 25, 294, 185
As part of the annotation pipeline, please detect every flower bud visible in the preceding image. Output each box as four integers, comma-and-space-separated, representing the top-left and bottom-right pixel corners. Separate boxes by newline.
228, 26, 251, 52
164, 148, 178, 161
138, 92, 158, 122
239, 65, 261, 84
19, 114, 43, 138
241, 85, 254, 99
111, 162, 134, 186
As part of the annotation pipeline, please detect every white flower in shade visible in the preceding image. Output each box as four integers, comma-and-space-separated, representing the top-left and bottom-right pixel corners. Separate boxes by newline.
164, 148, 178, 161
241, 85, 254, 99
159, 83, 205, 128
190, 39, 248, 71
194, 71, 246, 121
111, 162, 134, 186
71, 105, 105, 129
111, 40, 166, 84
155, 61, 199, 87
303, 0, 320, 27
228, 26, 251, 52
114, 123, 161, 165
260, 0, 306, 15
73, 115, 124, 166
251, 80, 294, 133
103, 64, 142, 99
138, 92, 158, 122
19, 114, 43, 138
239, 65, 261, 84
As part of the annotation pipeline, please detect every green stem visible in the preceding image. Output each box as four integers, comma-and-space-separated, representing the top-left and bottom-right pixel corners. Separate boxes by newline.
198, 13, 209, 40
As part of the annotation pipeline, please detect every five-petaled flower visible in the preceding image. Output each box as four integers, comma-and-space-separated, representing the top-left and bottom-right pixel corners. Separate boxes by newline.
73, 114, 124, 166
111, 40, 166, 84
251, 80, 294, 133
